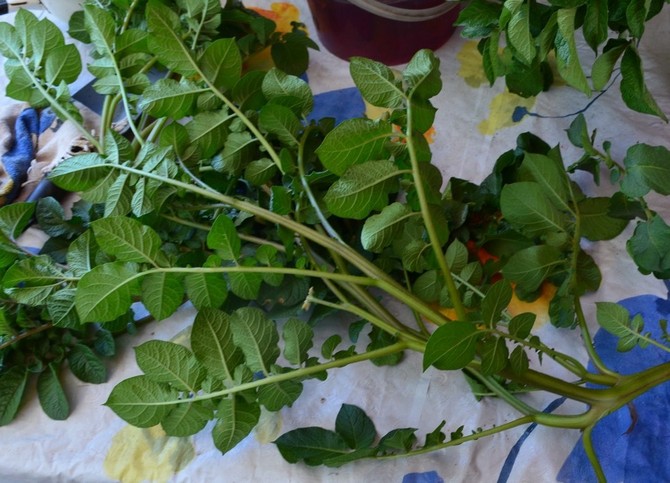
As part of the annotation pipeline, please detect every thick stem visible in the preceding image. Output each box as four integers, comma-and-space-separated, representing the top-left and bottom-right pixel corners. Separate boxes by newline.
115, 164, 453, 327
405, 103, 466, 320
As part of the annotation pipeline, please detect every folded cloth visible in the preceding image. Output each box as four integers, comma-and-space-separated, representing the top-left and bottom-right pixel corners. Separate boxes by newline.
0, 100, 99, 206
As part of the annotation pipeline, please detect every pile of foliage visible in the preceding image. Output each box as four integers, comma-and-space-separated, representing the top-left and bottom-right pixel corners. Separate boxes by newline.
456, 0, 668, 120
0, 1, 669, 481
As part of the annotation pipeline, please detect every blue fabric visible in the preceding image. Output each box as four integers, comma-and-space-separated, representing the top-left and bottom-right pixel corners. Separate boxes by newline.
1, 107, 56, 204
402, 470, 444, 483
558, 282, 670, 482
309, 87, 366, 125
497, 397, 567, 483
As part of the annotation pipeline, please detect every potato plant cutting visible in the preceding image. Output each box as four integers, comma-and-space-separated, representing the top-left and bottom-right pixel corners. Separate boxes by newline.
0, 1, 669, 481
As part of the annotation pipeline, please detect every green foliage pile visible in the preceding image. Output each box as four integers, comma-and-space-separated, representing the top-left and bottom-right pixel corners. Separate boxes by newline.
0, 1, 669, 480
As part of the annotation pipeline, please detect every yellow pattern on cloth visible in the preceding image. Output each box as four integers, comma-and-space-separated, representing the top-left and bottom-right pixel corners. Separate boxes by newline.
104, 425, 196, 483
455, 40, 537, 135
456, 41, 489, 88
478, 91, 536, 135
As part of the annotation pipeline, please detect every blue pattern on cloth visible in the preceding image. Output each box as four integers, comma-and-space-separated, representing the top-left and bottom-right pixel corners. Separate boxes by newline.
558, 282, 670, 482
497, 397, 567, 483
309, 87, 366, 125
402, 470, 444, 483
1, 107, 56, 204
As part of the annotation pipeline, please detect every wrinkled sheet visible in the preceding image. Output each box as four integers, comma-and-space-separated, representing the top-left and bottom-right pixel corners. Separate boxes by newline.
0, 2, 669, 482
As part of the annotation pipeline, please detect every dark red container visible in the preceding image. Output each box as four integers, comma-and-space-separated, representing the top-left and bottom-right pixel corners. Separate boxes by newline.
306, 0, 460, 65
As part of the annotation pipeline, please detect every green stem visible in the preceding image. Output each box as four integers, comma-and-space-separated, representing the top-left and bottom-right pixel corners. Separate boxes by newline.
115, 164, 452, 327
143, 342, 410, 406
574, 297, 619, 376
306, 295, 426, 349
377, 415, 535, 460
405, 102, 466, 321
120, 0, 141, 32
20, 64, 101, 152
464, 366, 539, 415
0, 323, 53, 351
582, 425, 606, 482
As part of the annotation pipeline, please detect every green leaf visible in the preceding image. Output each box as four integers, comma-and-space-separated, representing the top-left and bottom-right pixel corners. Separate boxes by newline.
91, 217, 162, 265
627, 216, 670, 278
508, 313, 535, 338
501, 182, 567, 237
555, 9, 591, 95
275, 427, 351, 465
75, 261, 139, 323
213, 131, 256, 175
258, 379, 303, 411
262, 68, 313, 116
36, 197, 81, 239
49, 153, 110, 192
68, 343, 107, 384
37, 364, 69, 420
507, 2, 536, 65
479, 337, 509, 375
245, 158, 277, 185
596, 302, 633, 338
324, 160, 400, 220
626, 0, 650, 38
509, 346, 529, 374
316, 118, 392, 176
583, 0, 608, 51
591, 41, 628, 90
207, 214, 241, 260
0, 367, 28, 425
621, 144, 670, 198
403, 49, 441, 100
213, 396, 260, 453
259, 103, 301, 147
162, 400, 212, 437
0, 202, 35, 240
3, 255, 65, 306
186, 110, 231, 159
184, 272, 228, 309
135, 340, 205, 391
335, 404, 376, 449
378, 427, 417, 453
47, 289, 80, 329
349, 57, 404, 108
321, 334, 342, 359
146, 2, 197, 76
454, 0, 503, 38
481, 280, 513, 328
139, 79, 202, 118
501, 245, 563, 292
45, 44, 82, 84
104, 172, 132, 217
577, 198, 628, 241
199, 38, 242, 91
230, 307, 280, 374
0, 23, 21, 59
282, 318, 314, 365
192, 309, 243, 382
446, 240, 469, 274
67, 231, 97, 277
141, 272, 184, 321
620, 46, 667, 121
361, 202, 414, 253
423, 321, 481, 370
412, 270, 442, 303
83, 5, 115, 56
105, 375, 174, 427
520, 152, 571, 212
229, 267, 263, 300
